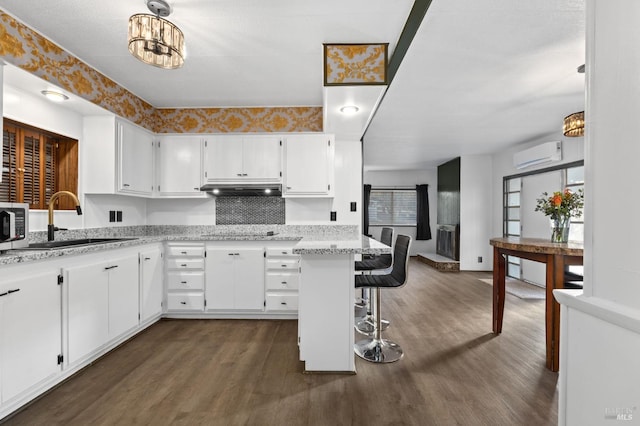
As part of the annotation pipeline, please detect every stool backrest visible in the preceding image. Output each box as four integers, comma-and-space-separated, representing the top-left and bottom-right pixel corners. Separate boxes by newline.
390, 234, 411, 285
380, 227, 394, 247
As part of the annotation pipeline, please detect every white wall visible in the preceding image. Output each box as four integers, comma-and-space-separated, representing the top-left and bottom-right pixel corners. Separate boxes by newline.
491, 135, 585, 241
557, 2, 640, 424
146, 198, 216, 226
83, 194, 148, 228
460, 155, 492, 271
3, 79, 86, 231
364, 168, 437, 255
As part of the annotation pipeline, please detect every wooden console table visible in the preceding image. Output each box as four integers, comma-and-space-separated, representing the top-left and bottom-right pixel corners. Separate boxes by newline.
489, 237, 583, 372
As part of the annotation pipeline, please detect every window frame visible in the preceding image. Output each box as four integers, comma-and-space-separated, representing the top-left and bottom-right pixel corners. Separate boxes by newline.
368, 188, 417, 227
2, 118, 79, 210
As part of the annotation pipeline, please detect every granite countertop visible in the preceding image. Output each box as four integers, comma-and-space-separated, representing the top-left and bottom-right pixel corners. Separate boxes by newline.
0, 225, 384, 265
293, 235, 391, 255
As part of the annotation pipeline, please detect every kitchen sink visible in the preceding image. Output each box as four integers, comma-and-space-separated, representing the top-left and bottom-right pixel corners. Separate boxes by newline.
22, 237, 138, 250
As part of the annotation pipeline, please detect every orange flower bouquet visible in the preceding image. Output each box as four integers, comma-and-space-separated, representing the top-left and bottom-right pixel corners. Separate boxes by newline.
535, 188, 584, 243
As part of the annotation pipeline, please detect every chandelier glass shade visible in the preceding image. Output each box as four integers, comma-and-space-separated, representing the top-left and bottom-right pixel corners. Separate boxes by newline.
128, 13, 185, 69
563, 111, 584, 137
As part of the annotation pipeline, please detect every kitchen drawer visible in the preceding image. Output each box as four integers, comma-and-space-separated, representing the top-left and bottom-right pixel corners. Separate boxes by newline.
265, 293, 298, 311
167, 292, 204, 311
166, 258, 205, 270
167, 246, 205, 257
266, 272, 299, 290
266, 258, 299, 270
266, 248, 296, 257
167, 271, 204, 290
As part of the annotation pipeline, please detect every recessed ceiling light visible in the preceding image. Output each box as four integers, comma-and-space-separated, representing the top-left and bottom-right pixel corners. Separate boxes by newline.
340, 105, 359, 115
41, 90, 69, 102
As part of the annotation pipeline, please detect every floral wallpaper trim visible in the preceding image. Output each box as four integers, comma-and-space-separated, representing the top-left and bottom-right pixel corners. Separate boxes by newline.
324, 43, 388, 86
154, 107, 322, 133
0, 10, 322, 133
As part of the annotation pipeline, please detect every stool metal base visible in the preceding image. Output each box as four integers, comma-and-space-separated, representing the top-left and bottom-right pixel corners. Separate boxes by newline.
354, 338, 404, 363
355, 316, 389, 335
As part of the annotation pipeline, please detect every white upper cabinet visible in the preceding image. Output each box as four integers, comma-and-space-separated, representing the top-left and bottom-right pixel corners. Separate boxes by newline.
117, 120, 154, 196
156, 136, 205, 197
83, 116, 154, 197
202, 135, 282, 183
283, 134, 335, 197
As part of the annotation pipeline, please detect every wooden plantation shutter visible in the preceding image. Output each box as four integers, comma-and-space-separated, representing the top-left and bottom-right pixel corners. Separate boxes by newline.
1, 119, 78, 210
1, 124, 19, 202
22, 129, 42, 209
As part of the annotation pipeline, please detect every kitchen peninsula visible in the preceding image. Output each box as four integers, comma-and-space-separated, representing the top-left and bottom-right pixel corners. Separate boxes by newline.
0, 225, 390, 419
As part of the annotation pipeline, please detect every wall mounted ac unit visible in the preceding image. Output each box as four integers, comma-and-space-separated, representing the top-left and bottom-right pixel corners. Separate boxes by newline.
513, 141, 562, 169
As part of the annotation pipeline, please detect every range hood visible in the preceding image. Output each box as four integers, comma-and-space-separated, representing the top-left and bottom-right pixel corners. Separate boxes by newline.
199, 183, 282, 197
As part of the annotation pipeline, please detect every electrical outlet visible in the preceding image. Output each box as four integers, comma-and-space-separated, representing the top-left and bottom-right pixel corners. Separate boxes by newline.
330, 211, 337, 221
109, 210, 116, 222
477, 256, 483, 263
116, 211, 123, 222
350, 202, 357, 212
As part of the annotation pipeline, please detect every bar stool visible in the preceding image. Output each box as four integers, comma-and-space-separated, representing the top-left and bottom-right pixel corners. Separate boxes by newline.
354, 234, 411, 363
355, 227, 393, 334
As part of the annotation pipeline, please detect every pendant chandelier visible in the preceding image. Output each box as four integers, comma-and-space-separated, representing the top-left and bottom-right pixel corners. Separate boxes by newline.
563, 111, 584, 137
128, 0, 185, 69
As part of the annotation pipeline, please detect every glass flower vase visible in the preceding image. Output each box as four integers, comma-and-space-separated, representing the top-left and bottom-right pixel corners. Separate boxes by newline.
550, 215, 570, 243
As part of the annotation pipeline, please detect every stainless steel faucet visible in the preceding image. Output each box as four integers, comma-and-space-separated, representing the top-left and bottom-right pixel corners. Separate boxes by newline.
48, 191, 82, 241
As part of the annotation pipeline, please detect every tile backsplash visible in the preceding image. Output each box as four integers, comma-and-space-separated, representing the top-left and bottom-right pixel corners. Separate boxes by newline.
215, 197, 285, 225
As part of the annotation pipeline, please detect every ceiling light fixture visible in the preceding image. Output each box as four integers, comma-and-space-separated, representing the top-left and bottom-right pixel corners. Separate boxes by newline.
340, 105, 359, 115
128, 0, 185, 70
563, 111, 584, 137
41, 90, 69, 102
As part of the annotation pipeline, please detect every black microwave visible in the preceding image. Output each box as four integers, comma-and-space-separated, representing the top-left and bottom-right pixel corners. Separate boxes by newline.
0, 202, 29, 251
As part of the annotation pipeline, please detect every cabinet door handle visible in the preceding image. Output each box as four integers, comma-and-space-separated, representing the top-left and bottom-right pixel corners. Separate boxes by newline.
104, 265, 118, 270
193, 187, 199, 191
237, 173, 243, 176
123, 183, 130, 187
286, 187, 292, 190
281, 251, 288, 254
242, 173, 248, 176
181, 251, 188, 254
234, 253, 240, 256
0, 292, 8, 297
280, 302, 287, 305
180, 301, 187, 305
228, 253, 235, 256
180, 264, 188, 267
181, 281, 188, 284
7, 289, 20, 294
144, 257, 151, 261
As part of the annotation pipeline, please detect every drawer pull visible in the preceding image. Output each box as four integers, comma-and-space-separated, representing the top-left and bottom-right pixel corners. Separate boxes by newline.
281, 265, 287, 268
181, 281, 188, 284
280, 302, 287, 305
180, 264, 188, 267
7, 288, 21, 294
181, 251, 188, 254
282, 251, 288, 254
0, 292, 8, 297
144, 257, 151, 260
180, 301, 187, 305
104, 265, 118, 270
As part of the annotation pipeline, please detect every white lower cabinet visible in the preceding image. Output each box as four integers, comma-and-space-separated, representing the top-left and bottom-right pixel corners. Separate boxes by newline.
65, 252, 139, 366
0, 268, 61, 405
264, 247, 300, 313
205, 247, 264, 311
165, 243, 205, 312
140, 246, 164, 322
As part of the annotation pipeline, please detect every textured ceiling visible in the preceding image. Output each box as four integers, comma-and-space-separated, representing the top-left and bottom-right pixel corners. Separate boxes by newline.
0, 0, 585, 171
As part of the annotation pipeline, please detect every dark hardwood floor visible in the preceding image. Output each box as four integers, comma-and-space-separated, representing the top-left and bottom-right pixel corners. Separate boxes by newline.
3, 259, 558, 426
